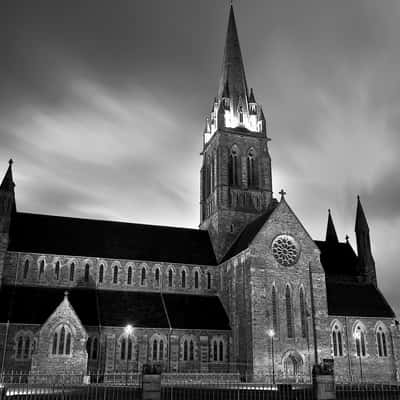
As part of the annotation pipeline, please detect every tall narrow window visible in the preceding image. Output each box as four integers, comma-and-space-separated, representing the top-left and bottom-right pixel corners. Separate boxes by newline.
69, 263, 75, 281
376, 326, 388, 357
207, 272, 212, 289
213, 341, 218, 361
286, 285, 294, 338
239, 106, 243, 123
168, 269, 173, 287
272, 285, 278, 333
39, 260, 45, 280
127, 338, 133, 360
121, 338, 126, 360
159, 340, 164, 361
99, 264, 104, 283
23, 337, 31, 359
229, 147, 239, 186
300, 287, 307, 338
155, 268, 160, 287
153, 339, 158, 361
141, 267, 146, 286
189, 340, 194, 361
55, 261, 60, 280
84, 264, 90, 282
52, 333, 58, 355
332, 324, 343, 357
355, 326, 366, 357
23, 260, 29, 279
181, 270, 186, 288
247, 149, 257, 187
17, 336, 24, 359
113, 265, 118, 284
183, 340, 188, 361
58, 326, 65, 354
65, 332, 71, 355
219, 341, 224, 361
194, 271, 199, 289
127, 266, 132, 285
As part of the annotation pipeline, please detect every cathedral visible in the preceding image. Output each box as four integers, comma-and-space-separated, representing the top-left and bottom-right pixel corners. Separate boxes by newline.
0, 6, 398, 384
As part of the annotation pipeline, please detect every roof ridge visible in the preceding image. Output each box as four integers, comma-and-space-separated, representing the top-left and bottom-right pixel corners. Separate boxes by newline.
15, 211, 204, 233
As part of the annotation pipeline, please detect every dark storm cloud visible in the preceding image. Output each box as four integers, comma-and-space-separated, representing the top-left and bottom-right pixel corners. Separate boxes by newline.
1, 0, 400, 312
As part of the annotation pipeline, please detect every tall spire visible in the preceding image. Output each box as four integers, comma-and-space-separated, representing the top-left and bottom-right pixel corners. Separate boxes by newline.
355, 196, 377, 286
355, 195, 368, 233
325, 209, 339, 243
218, 5, 248, 114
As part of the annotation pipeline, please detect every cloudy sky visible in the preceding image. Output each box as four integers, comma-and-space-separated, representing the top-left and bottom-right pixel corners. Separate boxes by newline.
2, 0, 400, 313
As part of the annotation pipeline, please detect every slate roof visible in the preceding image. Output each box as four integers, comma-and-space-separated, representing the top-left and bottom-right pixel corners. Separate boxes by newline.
8, 212, 217, 266
326, 281, 395, 318
221, 202, 278, 262
315, 240, 359, 278
0, 286, 231, 330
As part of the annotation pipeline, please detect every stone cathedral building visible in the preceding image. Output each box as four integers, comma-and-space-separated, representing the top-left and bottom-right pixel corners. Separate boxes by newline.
0, 6, 398, 383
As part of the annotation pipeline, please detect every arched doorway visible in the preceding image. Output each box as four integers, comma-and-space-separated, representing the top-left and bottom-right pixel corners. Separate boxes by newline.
282, 351, 304, 382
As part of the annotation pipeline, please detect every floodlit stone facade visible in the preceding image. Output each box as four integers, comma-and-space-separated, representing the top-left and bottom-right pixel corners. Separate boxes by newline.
0, 5, 398, 385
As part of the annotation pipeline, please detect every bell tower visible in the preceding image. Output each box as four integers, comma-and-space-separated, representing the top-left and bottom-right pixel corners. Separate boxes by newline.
200, 6, 273, 260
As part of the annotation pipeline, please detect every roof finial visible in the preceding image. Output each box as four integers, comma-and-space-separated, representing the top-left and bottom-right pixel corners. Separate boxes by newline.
64, 290, 69, 299
8, 159, 13, 166
345, 235, 349, 243
279, 189, 286, 199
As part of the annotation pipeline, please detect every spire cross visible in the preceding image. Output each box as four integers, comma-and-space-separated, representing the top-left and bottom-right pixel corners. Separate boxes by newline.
279, 189, 286, 198
8, 159, 13, 166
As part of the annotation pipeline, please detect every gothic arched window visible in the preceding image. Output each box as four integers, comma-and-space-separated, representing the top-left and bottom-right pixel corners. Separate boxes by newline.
300, 287, 307, 338
23, 260, 29, 279
229, 146, 239, 186
54, 261, 60, 280
194, 271, 199, 289
181, 269, 186, 288
183, 339, 188, 361
98, 264, 104, 283
151, 335, 166, 361
207, 271, 212, 290
51, 325, 72, 356
354, 325, 367, 357
39, 260, 45, 280
87, 336, 99, 360
168, 269, 173, 288
155, 268, 160, 288
84, 264, 90, 282
141, 267, 147, 286
210, 338, 224, 362
376, 325, 388, 357
272, 285, 278, 333
247, 149, 257, 187
189, 340, 194, 361
113, 265, 118, 284
69, 263, 75, 281
285, 285, 294, 338
120, 335, 134, 361
15, 332, 33, 360
331, 323, 344, 357
127, 266, 132, 285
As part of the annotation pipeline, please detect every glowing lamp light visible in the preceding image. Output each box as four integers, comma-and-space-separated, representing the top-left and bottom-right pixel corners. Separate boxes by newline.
125, 324, 133, 335
267, 329, 275, 338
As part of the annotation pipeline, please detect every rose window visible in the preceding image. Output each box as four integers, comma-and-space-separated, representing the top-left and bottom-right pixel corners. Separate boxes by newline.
272, 235, 299, 266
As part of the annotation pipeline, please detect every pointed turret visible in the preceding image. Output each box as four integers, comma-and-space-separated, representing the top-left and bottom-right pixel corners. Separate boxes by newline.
0, 159, 15, 192
325, 209, 339, 243
218, 5, 248, 115
355, 196, 377, 286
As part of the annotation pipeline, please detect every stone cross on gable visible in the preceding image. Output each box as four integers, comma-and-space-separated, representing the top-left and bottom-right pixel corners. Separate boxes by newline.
279, 189, 286, 198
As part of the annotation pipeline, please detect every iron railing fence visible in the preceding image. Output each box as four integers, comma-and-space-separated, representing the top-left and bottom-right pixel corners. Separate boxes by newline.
161, 382, 313, 400
3, 384, 142, 400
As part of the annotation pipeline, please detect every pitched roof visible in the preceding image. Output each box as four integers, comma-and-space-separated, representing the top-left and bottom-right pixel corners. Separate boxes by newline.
0, 285, 231, 330
315, 240, 359, 278
355, 195, 369, 233
0, 160, 15, 191
326, 281, 395, 318
221, 202, 278, 262
8, 212, 217, 266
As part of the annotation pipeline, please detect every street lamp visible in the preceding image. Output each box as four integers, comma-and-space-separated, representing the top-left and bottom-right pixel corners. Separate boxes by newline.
125, 324, 134, 385
354, 331, 363, 382
267, 329, 275, 384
